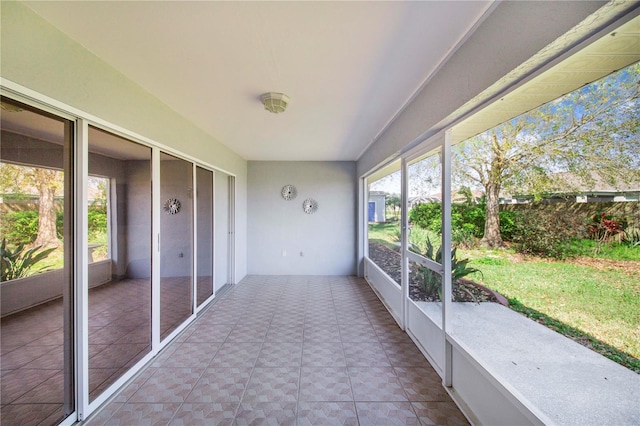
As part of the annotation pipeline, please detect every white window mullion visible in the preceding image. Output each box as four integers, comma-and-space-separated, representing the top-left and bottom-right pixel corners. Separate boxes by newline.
401, 158, 409, 330
192, 163, 198, 314
75, 118, 90, 420
151, 148, 161, 351
442, 130, 453, 387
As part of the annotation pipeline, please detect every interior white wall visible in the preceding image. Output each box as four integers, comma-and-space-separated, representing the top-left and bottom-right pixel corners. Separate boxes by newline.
0, 2, 248, 281
248, 161, 357, 275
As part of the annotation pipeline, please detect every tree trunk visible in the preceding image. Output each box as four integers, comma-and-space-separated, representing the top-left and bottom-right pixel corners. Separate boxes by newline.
481, 183, 504, 248
32, 171, 60, 248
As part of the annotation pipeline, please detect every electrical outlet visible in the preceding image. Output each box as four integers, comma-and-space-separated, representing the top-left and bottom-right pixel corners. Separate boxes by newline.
300, 252, 304, 257
282, 250, 287, 257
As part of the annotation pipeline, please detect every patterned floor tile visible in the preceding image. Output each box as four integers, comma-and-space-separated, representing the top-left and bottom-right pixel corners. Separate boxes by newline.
348, 367, 407, 402
129, 367, 204, 403
209, 342, 262, 368
382, 342, 431, 368
297, 401, 358, 426
304, 326, 342, 343
256, 342, 303, 367
356, 402, 419, 425
299, 367, 353, 402
184, 323, 234, 342
302, 341, 347, 367
160, 342, 221, 368
242, 367, 300, 403
265, 325, 305, 342
103, 402, 181, 425
394, 367, 450, 402
185, 367, 252, 403
342, 342, 390, 367
410, 401, 470, 425
168, 402, 237, 425
235, 401, 297, 426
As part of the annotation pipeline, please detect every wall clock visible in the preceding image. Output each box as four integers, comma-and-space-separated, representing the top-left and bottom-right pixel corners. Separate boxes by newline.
281, 184, 297, 200
164, 198, 181, 215
302, 198, 318, 214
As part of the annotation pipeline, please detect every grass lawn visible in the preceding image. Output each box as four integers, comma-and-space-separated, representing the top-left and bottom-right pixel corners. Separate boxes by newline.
463, 248, 640, 372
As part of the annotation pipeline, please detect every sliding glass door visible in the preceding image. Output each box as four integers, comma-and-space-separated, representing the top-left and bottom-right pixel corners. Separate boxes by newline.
0, 97, 75, 425
196, 166, 214, 307
160, 152, 194, 340
87, 126, 152, 402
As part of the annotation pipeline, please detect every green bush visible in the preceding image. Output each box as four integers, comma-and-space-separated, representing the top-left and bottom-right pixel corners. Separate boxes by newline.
0, 211, 39, 245
88, 206, 107, 238
409, 200, 517, 246
511, 209, 577, 259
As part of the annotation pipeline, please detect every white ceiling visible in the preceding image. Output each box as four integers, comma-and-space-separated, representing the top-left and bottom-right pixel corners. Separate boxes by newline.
23, 1, 493, 161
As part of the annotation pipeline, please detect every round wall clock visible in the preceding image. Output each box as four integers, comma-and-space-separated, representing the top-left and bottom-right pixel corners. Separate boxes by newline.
281, 184, 297, 200
302, 198, 318, 214
164, 198, 181, 215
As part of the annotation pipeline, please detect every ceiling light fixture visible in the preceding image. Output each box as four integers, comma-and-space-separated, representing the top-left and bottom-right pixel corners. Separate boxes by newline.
261, 92, 290, 114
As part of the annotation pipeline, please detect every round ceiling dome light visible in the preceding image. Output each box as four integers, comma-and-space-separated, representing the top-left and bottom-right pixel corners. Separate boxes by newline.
261, 92, 290, 114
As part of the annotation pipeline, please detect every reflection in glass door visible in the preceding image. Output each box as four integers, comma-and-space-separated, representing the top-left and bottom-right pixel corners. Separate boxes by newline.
196, 167, 214, 307
87, 126, 152, 402
160, 152, 193, 340
0, 98, 75, 424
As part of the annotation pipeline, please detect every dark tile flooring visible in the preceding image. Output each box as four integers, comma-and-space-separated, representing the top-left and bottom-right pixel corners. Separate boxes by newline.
85, 276, 469, 425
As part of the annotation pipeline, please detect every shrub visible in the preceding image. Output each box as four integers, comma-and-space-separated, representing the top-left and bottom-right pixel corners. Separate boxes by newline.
409, 202, 442, 232
0, 211, 39, 245
511, 209, 577, 259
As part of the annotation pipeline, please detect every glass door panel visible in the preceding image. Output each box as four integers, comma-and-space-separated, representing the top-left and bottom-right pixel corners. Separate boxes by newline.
160, 152, 193, 340
196, 166, 214, 307
0, 98, 75, 424
86, 126, 152, 401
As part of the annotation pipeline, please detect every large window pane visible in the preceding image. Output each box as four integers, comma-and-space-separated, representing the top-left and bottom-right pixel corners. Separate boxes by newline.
407, 148, 443, 302
87, 126, 152, 401
0, 98, 75, 424
196, 166, 214, 306
367, 160, 402, 285
160, 152, 193, 340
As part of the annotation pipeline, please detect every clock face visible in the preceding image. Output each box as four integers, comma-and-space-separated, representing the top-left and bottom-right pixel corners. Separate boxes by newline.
281, 184, 297, 200
302, 198, 318, 214
164, 198, 181, 215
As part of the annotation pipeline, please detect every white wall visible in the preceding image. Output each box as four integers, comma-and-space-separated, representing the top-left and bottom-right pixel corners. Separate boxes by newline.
0, 2, 248, 280
248, 161, 357, 275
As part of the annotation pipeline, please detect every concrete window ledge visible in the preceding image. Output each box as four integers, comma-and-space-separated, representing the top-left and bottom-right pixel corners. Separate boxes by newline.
415, 302, 639, 425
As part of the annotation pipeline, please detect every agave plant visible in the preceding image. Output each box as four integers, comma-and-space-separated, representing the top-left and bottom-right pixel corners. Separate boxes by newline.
411, 237, 482, 301
1, 238, 56, 282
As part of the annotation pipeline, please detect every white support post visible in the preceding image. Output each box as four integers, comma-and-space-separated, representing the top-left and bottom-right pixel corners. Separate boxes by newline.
401, 158, 409, 330
192, 163, 198, 314
442, 130, 453, 387
151, 148, 161, 350
76, 119, 90, 420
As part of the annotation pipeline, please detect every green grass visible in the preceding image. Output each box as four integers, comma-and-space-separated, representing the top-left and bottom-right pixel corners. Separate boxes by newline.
464, 248, 640, 371
368, 222, 400, 249
568, 239, 640, 261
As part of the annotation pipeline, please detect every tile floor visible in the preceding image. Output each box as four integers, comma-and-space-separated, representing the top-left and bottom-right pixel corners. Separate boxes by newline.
86, 275, 469, 425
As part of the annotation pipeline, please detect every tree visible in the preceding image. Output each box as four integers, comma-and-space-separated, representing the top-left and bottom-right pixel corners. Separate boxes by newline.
451, 63, 640, 248
0, 163, 64, 248
386, 193, 401, 220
